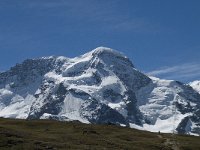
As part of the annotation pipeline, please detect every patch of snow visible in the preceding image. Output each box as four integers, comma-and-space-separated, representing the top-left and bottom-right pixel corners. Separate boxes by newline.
59, 93, 89, 123
130, 113, 190, 133
189, 80, 200, 93
108, 101, 128, 117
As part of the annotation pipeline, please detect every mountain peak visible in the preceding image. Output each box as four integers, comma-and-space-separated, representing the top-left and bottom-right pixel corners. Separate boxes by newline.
87, 47, 127, 58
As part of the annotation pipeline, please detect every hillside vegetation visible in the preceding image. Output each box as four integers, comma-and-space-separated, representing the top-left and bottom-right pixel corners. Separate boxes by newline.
0, 118, 199, 150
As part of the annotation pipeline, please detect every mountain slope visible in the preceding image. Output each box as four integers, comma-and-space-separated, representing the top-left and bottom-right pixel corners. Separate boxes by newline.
136, 77, 200, 135
0, 47, 199, 135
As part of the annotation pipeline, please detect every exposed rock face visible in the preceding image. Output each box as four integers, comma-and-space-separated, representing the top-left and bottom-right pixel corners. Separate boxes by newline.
0, 47, 199, 135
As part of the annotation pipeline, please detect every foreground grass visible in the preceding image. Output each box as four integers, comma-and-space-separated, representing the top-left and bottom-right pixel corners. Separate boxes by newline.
0, 118, 199, 150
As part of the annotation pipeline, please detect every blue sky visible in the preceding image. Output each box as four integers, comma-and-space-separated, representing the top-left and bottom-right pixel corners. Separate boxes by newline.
0, 0, 200, 82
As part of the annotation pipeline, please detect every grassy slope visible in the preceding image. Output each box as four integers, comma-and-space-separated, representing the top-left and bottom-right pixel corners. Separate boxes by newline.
0, 118, 199, 150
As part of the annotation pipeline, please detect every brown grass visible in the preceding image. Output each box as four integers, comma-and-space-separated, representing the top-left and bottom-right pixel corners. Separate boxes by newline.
0, 118, 199, 150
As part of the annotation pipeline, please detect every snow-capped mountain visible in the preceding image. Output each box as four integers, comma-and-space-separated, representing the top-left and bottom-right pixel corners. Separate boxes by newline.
0, 47, 199, 135
190, 81, 200, 94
